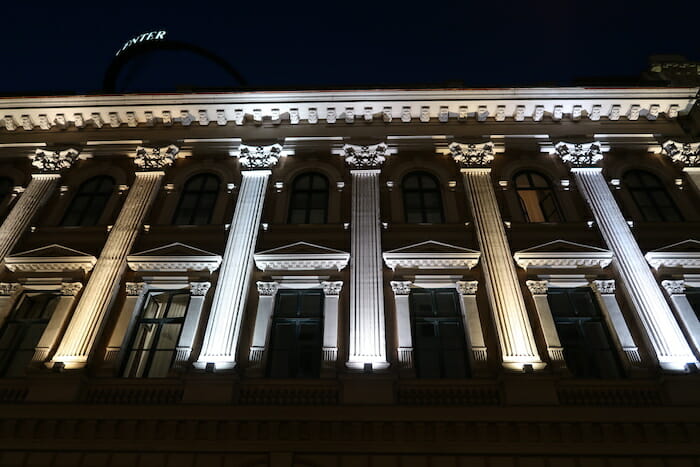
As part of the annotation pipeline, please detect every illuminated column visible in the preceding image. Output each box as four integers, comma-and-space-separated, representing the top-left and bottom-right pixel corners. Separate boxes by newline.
321, 281, 343, 368
662, 141, 700, 195
342, 144, 391, 370
556, 141, 697, 371
390, 281, 413, 368
661, 280, 700, 356
449, 142, 544, 371
524, 280, 564, 365
197, 144, 281, 370
0, 149, 79, 261
32, 283, 83, 362
51, 145, 178, 369
174, 282, 211, 367
104, 282, 146, 365
248, 281, 279, 371
456, 280, 488, 365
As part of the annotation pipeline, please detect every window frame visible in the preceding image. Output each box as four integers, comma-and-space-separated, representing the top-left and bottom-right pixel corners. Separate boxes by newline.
287, 172, 329, 225
61, 175, 116, 227
401, 171, 445, 224
623, 169, 683, 222
512, 170, 564, 223
172, 173, 221, 225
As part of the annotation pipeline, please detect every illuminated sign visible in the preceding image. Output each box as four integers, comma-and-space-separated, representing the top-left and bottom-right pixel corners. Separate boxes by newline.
115, 30, 167, 56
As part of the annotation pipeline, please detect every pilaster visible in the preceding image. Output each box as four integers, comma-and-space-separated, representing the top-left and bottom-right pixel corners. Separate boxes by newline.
390, 280, 413, 369
661, 279, 700, 357
321, 280, 343, 370
525, 280, 565, 365
590, 280, 642, 366
248, 281, 279, 372
104, 282, 147, 365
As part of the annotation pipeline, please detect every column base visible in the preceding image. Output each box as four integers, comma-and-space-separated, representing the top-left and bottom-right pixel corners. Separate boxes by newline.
345, 360, 391, 372
45, 358, 87, 371
501, 361, 547, 372
659, 360, 699, 372
193, 360, 237, 372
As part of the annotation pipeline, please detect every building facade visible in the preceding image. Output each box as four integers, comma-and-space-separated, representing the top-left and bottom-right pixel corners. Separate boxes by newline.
0, 87, 699, 465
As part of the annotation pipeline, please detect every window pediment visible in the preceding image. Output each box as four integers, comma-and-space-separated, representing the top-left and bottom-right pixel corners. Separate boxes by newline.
645, 240, 700, 270
5, 244, 97, 273
254, 242, 350, 271
127, 242, 222, 272
383, 241, 480, 270
514, 240, 613, 270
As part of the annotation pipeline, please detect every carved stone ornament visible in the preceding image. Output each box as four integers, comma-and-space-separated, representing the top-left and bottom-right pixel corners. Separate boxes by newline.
662, 140, 700, 167
0, 283, 21, 296
189, 282, 211, 296
256, 281, 279, 296
321, 281, 343, 296
342, 143, 388, 169
236, 144, 282, 169
134, 145, 179, 170
448, 142, 495, 168
60, 282, 83, 296
526, 280, 548, 295
662, 280, 686, 295
390, 281, 412, 295
554, 142, 604, 167
31, 148, 79, 172
592, 279, 616, 294
456, 280, 478, 295
125, 282, 146, 296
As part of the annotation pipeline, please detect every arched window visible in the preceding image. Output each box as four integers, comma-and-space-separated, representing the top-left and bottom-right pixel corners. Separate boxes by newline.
61, 176, 115, 226
623, 170, 683, 222
173, 174, 220, 225
402, 172, 444, 223
0, 177, 13, 201
513, 171, 563, 223
288, 173, 328, 224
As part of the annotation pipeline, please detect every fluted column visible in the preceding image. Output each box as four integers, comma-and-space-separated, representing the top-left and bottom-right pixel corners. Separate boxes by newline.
0, 149, 79, 261
51, 145, 178, 369
661, 280, 700, 356
343, 144, 390, 370
248, 281, 279, 371
556, 141, 697, 371
197, 144, 281, 370
450, 142, 544, 371
321, 281, 343, 369
390, 280, 413, 369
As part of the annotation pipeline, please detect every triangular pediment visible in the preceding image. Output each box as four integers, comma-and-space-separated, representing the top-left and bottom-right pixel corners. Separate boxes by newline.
254, 242, 350, 272
129, 242, 218, 258
383, 241, 480, 271
5, 244, 96, 273
650, 240, 700, 253
514, 240, 612, 270
127, 243, 221, 273
645, 240, 700, 270
10, 244, 93, 258
384, 240, 479, 255
518, 240, 609, 254
256, 242, 347, 256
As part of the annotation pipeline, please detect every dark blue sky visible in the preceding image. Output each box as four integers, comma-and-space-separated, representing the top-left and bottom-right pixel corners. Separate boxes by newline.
3, 1, 699, 94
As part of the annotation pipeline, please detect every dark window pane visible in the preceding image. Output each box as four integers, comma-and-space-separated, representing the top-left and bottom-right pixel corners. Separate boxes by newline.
62, 176, 115, 226
513, 171, 563, 223
287, 173, 329, 224
173, 174, 220, 225
624, 170, 682, 222
402, 172, 444, 224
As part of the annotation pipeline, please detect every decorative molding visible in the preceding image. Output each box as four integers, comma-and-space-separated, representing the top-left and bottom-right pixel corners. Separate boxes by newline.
234, 144, 283, 169
30, 148, 79, 173
383, 241, 481, 271
133, 145, 179, 170
341, 143, 389, 169
60, 282, 83, 296
514, 240, 613, 270
125, 282, 146, 296
397, 347, 413, 369
645, 240, 700, 269
662, 280, 686, 295
321, 281, 343, 296
254, 242, 349, 272
591, 279, 616, 295
526, 280, 548, 295
5, 244, 97, 273
448, 142, 495, 168
127, 242, 222, 273
0, 282, 21, 296
256, 281, 279, 296
662, 141, 700, 167
248, 346, 265, 369
554, 142, 606, 167
189, 282, 211, 296
390, 281, 412, 295
456, 280, 478, 295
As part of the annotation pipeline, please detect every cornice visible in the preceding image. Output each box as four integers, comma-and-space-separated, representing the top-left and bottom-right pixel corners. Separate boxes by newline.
126, 255, 222, 272
514, 241, 613, 270
645, 252, 700, 270
4, 255, 97, 273
254, 242, 350, 272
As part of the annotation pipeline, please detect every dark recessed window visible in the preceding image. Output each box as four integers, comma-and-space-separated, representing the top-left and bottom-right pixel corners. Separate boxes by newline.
547, 288, 622, 378
687, 287, 700, 321
268, 289, 323, 378
122, 291, 189, 378
513, 170, 563, 223
0, 293, 59, 377
410, 289, 469, 378
173, 173, 220, 225
623, 170, 683, 222
288, 173, 329, 224
61, 176, 115, 226
402, 172, 444, 223
0, 177, 14, 219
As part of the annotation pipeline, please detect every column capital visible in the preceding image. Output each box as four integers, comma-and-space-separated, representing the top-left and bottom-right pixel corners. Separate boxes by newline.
125, 282, 146, 296
256, 281, 279, 296
525, 280, 548, 295
0, 282, 21, 296
233, 143, 283, 169
189, 282, 211, 296
662, 279, 686, 295
321, 281, 343, 296
662, 140, 700, 167
60, 282, 83, 296
30, 148, 80, 173
591, 279, 616, 295
341, 143, 391, 169
448, 142, 496, 168
554, 141, 608, 168
390, 280, 412, 295
456, 280, 478, 295
134, 144, 179, 170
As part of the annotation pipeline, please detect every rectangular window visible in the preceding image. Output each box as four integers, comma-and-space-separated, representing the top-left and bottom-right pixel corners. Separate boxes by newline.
123, 291, 189, 378
687, 287, 700, 321
410, 289, 469, 378
268, 289, 323, 378
0, 293, 59, 377
547, 288, 622, 378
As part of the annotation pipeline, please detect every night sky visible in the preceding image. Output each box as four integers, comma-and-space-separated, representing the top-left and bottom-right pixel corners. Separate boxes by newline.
3, 1, 700, 95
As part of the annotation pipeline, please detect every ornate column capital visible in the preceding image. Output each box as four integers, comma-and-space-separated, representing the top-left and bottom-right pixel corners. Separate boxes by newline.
448, 142, 495, 168
662, 140, 700, 167
591, 279, 616, 295
125, 282, 146, 296
189, 282, 211, 296
341, 143, 390, 169
554, 141, 607, 168
134, 144, 179, 170
525, 280, 548, 295
321, 281, 343, 296
256, 281, 279, 296
234, 144, 283, 169
456, 280, 479, 295
0, 282, 21, 296
390, 281, 412, 295
662, 279, 686, 295
30, 148, 79, 173
60, 282, 83, 296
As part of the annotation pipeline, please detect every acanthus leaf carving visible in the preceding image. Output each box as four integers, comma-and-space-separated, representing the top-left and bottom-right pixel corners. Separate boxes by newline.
526, 280, 548, 295
189, 282, 211, 296
342, 143, 388, 169
134, 145, 179, 170
661, 280, 686, 295
125, 282, 146, 296
662, 140, 700, 167
592, 279, 616, 294
31, 148, 79, 173
256, 281, 279, 296
390, 281, 412, 295
235, 144, 282, 169
554, 142, 605, 167
60, 282, 83, 296
321, 281, 343, 296
0, 282, 21, 296
448, 142, 495, 168
456, 280, 479, 295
